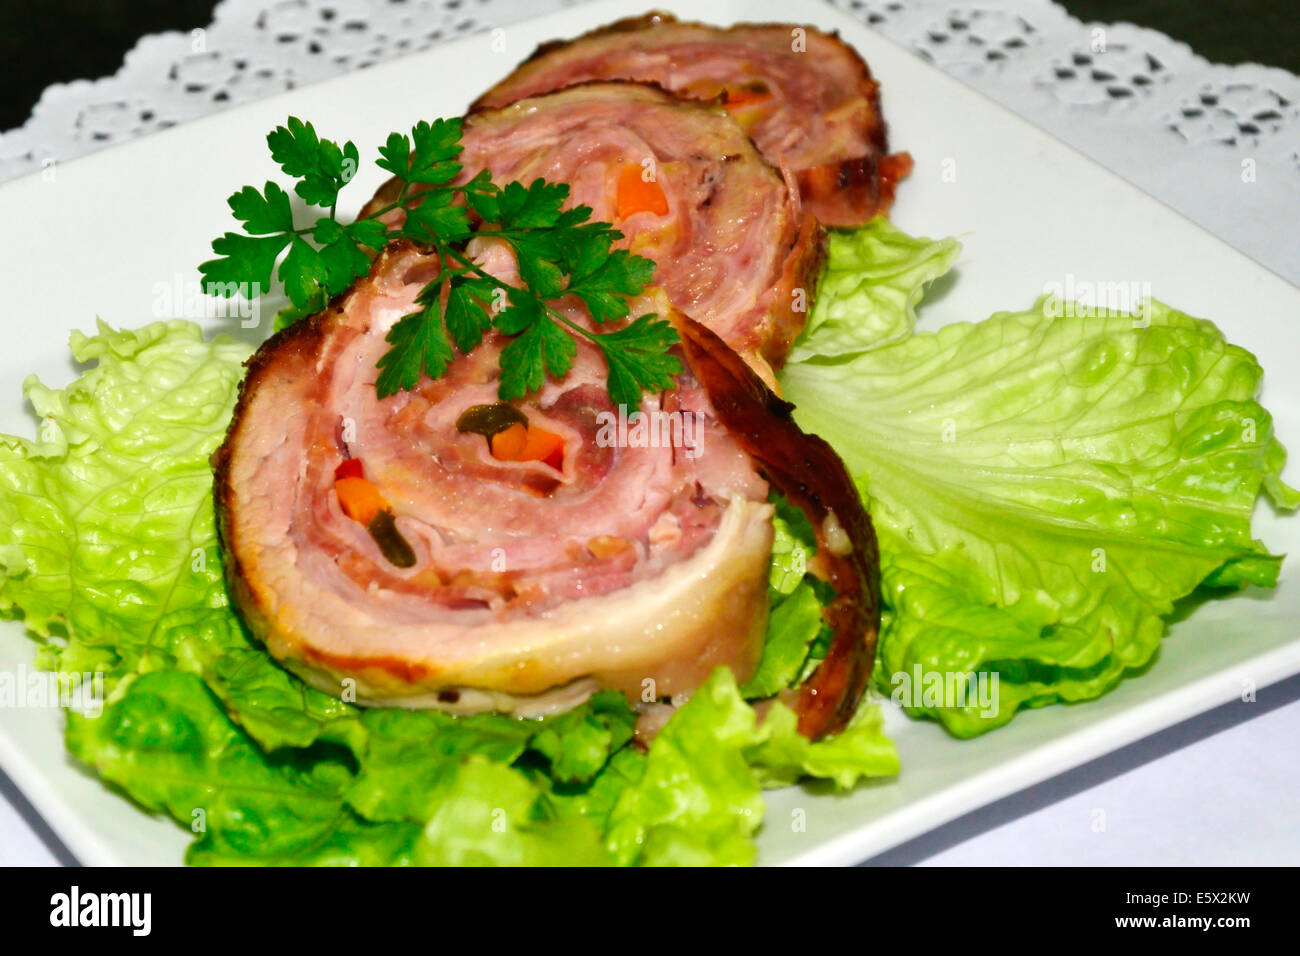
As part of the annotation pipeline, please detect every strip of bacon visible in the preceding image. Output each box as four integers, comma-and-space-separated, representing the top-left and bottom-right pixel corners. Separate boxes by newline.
675, 314, 880, 738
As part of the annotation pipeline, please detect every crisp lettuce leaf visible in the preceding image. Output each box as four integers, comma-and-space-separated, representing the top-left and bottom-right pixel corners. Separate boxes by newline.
208, 647, 367, 753
788, 218, 961, 362
746, 494, 831, 698
606, 669, 765, 866
535, 747, 647, 834
80, 673, 609, 867
527, 690, 637, 783
186, 815, 423, 867
783, 296, 1297, 736
767, 494, 817, 595
413, 757, 613, 866
66, 670, 365, 865
347, 695, 639, 824
0, 320, 251, 672
740, 581, 823, 699
747, 696, 899, 790
606, 669, 898, 866
346, 708, 538, 823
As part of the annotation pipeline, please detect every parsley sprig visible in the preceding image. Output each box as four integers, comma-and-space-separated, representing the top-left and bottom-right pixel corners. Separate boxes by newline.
201, 117, 682, 407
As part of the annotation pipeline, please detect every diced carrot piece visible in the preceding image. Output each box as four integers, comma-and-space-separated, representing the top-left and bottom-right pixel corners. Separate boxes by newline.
586, 535, 633, 559
723, 86, 772, 110
616, 163, 668, 219
334, 458, 364, 481
490, 423, 564, 469
334, 476, 387, 525
520, 426, 564, 470
490, 422, 528, 460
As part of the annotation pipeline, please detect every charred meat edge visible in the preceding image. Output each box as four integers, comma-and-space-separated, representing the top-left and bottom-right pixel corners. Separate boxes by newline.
676, 312, 880, 738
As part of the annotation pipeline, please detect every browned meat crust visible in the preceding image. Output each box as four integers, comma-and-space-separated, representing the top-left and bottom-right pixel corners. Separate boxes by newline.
676, 312, 880, 738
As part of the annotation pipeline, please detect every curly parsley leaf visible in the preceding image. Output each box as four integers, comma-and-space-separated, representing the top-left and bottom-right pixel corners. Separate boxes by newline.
444, 279, 496, 354
267, 118, 359, 209
200, 232, 290, 297
375, 304, 455, 398
207, 115, 677, 408
498, 318, 578, 401
595, 315, 685, 409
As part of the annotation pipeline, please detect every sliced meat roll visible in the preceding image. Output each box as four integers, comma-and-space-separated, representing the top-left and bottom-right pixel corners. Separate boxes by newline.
214, 242, 776, 717
471, 13, 912, 227
361, 82, 824, 383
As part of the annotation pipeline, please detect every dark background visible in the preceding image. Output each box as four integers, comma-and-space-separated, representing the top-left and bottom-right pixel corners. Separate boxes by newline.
2, 0, 1298, 132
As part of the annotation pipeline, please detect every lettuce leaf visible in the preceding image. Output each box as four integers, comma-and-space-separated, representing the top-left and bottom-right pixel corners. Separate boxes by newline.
66, 669, 369, 865
412, 757, 613, 866
788, 219, 961, 362
527, 690, 637, 783
783, 295, 1297, 735
207, 647, 368, 753
0, 320, 251, 675
606, 669, 898, 866
535, 747, 647, 834
743, 492, 827, 698
767, 494, 817, 595
346, 708, 538, 823
739, 581, 824, 699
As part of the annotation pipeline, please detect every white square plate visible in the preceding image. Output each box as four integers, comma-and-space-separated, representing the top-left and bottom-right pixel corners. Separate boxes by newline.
1, 0, 1297, 867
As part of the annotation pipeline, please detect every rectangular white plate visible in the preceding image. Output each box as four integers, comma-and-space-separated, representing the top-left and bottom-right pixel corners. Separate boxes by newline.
1, 0, 1297, 867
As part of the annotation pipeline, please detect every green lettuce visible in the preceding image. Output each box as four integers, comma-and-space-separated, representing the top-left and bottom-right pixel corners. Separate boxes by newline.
0, 320, 252, 679
784, 285, 1297, 735
766, 494, 817, 595
788, 218, 961, 362
742, 494, 827, 699
606, 669, 899, 866
411, 757, 613, 866
740, 581, 824, 699
66, 669, 383, 866
0, 320, 897, 866
526, 690, 638, 783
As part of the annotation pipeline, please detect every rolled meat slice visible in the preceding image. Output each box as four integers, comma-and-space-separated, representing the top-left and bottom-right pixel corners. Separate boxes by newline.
470, 12, 912, 227
360, 82, 825, 383
214, 241, 776, 718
